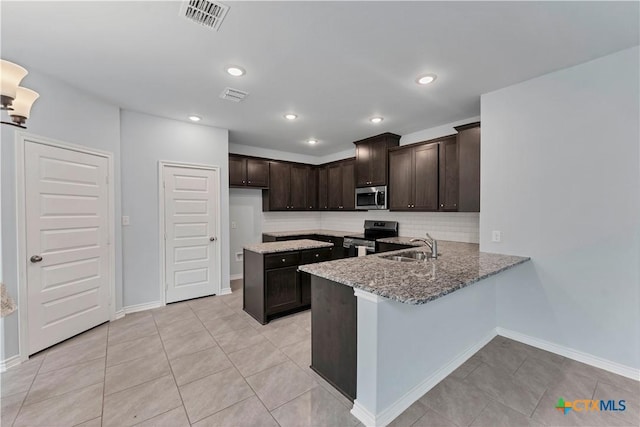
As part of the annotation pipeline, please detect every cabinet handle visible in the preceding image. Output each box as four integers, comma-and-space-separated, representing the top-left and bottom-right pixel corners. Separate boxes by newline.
248, 181, 251, 184
407, 204, 411, 208
440, 204, 444, 207
242, 180, 245, 184
315, 254, 320, 257
282, 258, 286, 262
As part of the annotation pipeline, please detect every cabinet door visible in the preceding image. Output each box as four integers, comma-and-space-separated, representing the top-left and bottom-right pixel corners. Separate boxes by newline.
341, 160, 356, 210
318, 167, 328, 210
413, 144, 439, 211
269, 162, 291, 210
355, 142, 371, 187
369, 139, 389, 186
300, 272, 311, 306
457, 125, 481, 212
439, 138, 458, 211
290, 164, 309, 210
265, 266, 300, 314
229, 156, 246, 186
307, 167, 318, 210
388, 149, 413, 210
327, 164, 343, 209
247, 159, 269, 187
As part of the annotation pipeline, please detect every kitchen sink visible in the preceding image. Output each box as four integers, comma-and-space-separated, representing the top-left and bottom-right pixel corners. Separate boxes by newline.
380, 250, 433, 262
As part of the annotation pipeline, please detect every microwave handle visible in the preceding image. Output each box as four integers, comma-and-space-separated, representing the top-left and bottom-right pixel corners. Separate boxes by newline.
374, 190, 380, 209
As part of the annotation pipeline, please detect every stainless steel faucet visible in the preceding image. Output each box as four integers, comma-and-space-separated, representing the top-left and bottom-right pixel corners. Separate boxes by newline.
410, 233, 438, 259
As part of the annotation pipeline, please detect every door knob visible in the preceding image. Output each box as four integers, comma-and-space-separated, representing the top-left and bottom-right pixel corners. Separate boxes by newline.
30, 255, 43, 263
209, 236, 217, 241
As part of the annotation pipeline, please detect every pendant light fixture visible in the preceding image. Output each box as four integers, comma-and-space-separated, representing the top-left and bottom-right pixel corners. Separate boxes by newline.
1, 59, 40, 129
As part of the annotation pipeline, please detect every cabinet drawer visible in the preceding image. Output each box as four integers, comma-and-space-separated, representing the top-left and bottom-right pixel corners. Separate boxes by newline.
300, 247, 333, 265
265, 252, 300, 269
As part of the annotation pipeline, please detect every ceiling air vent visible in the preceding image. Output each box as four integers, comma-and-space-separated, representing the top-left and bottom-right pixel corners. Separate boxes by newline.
219, 87, 248, 102
180, 0, 229, 31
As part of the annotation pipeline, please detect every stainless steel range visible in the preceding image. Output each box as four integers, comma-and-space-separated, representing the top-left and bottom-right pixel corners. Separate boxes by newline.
343, 220, 399, 257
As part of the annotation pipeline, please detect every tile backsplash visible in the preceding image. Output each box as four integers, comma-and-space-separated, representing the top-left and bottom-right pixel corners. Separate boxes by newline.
262, 210, 479, 243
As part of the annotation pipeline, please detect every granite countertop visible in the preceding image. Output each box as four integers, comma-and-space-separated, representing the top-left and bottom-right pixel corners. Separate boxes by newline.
298, 240, 530, 305
262, 229, 354, 238
376, 236, 425, 246
245, 239, 333, 254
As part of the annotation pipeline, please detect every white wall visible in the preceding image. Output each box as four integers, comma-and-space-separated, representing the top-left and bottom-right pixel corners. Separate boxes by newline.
481, 46, 640, 369
120, 111, 230, 306
1, 70, 122, 361
229, 188, 264, 277
400, 116, 480, 146
229, 143, 319, 165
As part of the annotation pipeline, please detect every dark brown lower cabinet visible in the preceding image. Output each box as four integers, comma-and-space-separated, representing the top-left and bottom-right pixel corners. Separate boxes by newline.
265, 266, 299, 315
243, 246, 332, 324
310, 275, 357, 401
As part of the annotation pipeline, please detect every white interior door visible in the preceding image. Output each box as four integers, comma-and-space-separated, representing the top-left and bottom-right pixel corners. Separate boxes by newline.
163, 165, 219, 303
25, 142, 111, 355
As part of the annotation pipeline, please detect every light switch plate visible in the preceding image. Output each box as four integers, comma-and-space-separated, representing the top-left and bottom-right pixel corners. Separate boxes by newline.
122, 216, 130, 226
492, 230, 501, 242
231, 221, 237, 229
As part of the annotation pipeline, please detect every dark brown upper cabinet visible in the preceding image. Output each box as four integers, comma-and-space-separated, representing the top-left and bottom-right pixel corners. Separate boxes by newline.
264, 161, 309, 211
307, 167, 318, 210
354, 133, 400, 187
327, 158, 356, 210
455, 122, 481, 212
229, 155, 269, 188
317, 166, 328, 210
438, 136, 459, 211
389, 143, 438, 211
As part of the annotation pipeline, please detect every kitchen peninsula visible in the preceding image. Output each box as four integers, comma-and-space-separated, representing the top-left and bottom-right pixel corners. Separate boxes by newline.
298, 241, 529, 426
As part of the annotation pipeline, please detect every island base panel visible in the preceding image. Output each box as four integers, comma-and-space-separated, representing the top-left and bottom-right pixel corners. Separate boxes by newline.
310, 275, 357, 401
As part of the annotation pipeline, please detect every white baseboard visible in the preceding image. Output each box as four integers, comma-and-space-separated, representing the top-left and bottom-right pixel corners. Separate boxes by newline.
0, 354, 22, 372
496, 327, 640, 381
230, 273, 243, 281
351, 329, 498, 427
219, 287, 233, 296
113, 309, 125, 320
122, 301, 163, 314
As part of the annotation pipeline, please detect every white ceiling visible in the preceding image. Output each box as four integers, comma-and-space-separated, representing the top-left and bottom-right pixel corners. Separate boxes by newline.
2, 1, 638, 156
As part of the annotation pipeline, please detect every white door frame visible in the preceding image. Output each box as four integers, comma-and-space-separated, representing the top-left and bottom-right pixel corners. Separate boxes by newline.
15, 132, 116, 361
158, 161, 222, 306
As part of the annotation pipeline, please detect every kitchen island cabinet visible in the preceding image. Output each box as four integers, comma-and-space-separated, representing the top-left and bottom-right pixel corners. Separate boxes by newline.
243, 239, 333, 324
300, 242, 529, 426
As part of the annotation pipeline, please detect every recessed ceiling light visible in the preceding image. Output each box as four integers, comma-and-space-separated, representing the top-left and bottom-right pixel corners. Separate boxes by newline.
307, 139, 318, 145
370, 117, 384, 124
189, 115, 201, 122
416, 74, 437, 85
284, 114, 298, 120
226, 66, 245, 77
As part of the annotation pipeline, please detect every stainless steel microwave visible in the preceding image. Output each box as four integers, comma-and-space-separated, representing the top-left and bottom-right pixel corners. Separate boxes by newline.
355, 186, 387, 210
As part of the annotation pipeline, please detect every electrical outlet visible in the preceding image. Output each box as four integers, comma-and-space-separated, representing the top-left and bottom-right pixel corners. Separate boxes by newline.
122, 216, 130, 226
235, 252, 243, 261
492, 230, 501, 243
231, 221, 237, 229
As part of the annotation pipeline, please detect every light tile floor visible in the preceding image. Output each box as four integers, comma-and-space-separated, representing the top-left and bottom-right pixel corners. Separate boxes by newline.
1, 279, 638, 427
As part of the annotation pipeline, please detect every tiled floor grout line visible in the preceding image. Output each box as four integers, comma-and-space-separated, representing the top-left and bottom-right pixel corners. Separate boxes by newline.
101, 324, 110, 427
151, 307, 194, 426
11, 348, 47, 427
